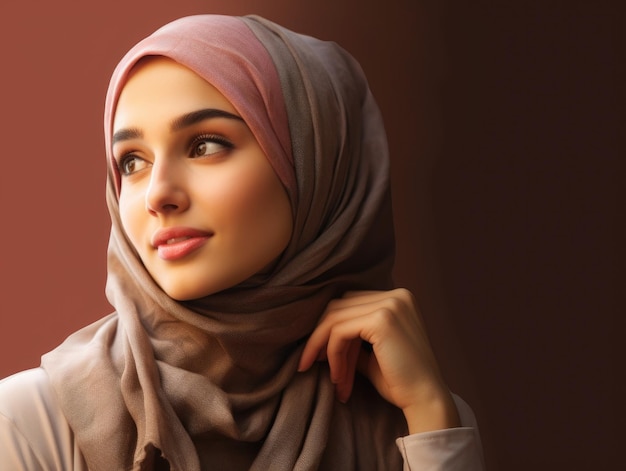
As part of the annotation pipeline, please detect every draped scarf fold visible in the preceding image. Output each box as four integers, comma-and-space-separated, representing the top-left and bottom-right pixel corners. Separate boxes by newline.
42, 15, 406, 470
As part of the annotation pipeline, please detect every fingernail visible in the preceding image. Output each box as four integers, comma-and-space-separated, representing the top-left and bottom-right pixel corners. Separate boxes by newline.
335, 385, 348, 403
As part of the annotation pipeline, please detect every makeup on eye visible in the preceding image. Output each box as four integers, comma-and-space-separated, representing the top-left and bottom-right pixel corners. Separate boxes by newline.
189, 134, 234, 158
114, 131, 237, 177
112, 106, 247, 177
117, 153, 148, 176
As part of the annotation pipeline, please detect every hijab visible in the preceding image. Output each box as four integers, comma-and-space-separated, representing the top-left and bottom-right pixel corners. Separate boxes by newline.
42, 15, 405, 470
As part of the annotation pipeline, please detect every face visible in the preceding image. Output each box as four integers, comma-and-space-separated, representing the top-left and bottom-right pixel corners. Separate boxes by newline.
112, 57, 293, 300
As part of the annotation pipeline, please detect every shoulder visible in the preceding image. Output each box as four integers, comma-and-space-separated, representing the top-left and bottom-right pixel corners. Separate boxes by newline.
1, 367, 52, 408
0, 368, 88, 470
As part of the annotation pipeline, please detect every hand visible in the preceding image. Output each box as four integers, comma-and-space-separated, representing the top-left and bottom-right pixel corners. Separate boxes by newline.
298, 289, 461, 433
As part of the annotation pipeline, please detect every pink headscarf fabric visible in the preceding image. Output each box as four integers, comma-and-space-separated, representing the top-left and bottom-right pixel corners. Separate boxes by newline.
42, 15, 405, 470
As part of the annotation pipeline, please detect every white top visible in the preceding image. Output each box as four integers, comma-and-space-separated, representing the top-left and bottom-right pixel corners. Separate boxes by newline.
0, 368, 484, 470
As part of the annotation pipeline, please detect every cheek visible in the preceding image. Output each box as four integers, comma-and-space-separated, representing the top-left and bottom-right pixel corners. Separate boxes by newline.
211, 164, 292, 238
118, 190, 146, 248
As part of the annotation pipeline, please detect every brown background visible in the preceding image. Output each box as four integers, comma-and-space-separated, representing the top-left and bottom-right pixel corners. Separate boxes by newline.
0, 1, 621, 470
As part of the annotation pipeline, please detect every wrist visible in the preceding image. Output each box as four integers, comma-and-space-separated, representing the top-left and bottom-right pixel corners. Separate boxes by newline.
402, 390, 461, 434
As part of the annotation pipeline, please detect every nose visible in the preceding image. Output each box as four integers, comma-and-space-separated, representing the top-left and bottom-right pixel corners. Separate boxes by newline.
145, 159, 190, 215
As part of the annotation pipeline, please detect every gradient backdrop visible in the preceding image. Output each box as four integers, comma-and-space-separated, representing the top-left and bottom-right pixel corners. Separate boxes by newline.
0, 1, 621, 470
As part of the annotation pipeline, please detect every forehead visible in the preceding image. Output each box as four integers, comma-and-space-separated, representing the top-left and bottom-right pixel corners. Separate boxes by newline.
113, 57, 237, 128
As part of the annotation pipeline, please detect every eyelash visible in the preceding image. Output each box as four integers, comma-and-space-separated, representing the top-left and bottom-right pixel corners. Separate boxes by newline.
116, 152, 143, 176
189, 133, 234, 157
115, 133, 235, 176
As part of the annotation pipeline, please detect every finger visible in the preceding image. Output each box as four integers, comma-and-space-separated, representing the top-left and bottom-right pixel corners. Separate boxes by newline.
324, 291, 383, 312
356, 348, 386, 397
327, 288, 416, 315
335, 339, 361, 403
326, 330, 357, 384
324, 314, 374, 379
298, 337, 322, 372
300, 288, 418, 372
299, 304, 371, 372
298, 320, 335, 372
340, 290, 381, 299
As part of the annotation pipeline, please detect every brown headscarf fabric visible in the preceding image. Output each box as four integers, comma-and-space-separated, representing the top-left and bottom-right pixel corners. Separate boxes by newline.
42, 15, 406, 470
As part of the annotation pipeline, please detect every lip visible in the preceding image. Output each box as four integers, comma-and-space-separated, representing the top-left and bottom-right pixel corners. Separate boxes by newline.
151, 227, 213, 261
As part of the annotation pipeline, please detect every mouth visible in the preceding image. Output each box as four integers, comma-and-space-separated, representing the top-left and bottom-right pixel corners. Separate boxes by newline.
151, 227, 213, 261
164, 236, 193, 245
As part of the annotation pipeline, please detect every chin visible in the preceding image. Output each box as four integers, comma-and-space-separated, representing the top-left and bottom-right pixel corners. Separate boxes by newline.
165, 286, 219, 302
159, 277, 238, 301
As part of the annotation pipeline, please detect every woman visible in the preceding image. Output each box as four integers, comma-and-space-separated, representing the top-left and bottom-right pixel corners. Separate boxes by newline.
0, 15, 483, 470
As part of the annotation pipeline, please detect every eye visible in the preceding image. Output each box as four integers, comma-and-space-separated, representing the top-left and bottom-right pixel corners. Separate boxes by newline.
118, 154, 150, 176
191, 135, 233, 158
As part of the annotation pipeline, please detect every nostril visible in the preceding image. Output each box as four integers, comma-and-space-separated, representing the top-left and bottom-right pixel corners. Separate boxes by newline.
162, 203, 179, 211
147, 202, 179, 214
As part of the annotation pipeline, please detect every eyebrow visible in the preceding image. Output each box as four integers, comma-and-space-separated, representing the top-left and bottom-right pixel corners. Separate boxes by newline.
171, 108, 244, 131
112, 128, 142, 144
112, 108, 245, 145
